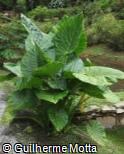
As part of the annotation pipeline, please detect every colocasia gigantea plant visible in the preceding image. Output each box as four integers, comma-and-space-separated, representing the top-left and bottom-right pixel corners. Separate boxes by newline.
3, 14, 124, 133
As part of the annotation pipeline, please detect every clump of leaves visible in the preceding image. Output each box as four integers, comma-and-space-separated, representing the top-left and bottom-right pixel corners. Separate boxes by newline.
2, 14, 124, 137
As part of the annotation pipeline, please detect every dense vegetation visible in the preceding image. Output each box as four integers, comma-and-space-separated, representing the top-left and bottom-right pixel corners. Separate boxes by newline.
0, 0, 124, 65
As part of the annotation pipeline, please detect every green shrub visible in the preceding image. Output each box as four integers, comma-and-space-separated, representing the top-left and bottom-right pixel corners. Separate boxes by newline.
16, 0, 27, 12
86, 26, 100, 46
95, 14, 124, 51
37, 21, 54, 33
48, 0, 66, 8
0, 0, 14, 9
82, 0, 111, 25
28, 6, 82, 21
106, 20, 124, 51
0, 12, 56, 66
2, 14, 124, 137
0, 19, 27, 65
87, 13, 124, 51
114, 7, 124, 20
95, 14, 118, 40
82, 0, 124, 25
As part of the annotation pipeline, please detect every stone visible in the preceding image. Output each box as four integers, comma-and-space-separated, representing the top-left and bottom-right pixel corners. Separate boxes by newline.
101, 105, 116, 113
120, 118, 124, 125
86, 115, 93, 120
84, 105, 100, 113
0, 101, 7, 117
96, 116, 116, 128
0, 135, 21, 154
116, 108, 124, 114
114, 101, 124, 109
0, 91, 6, 101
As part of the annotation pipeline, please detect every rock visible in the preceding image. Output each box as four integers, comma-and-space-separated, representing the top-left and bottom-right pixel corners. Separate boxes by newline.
116, 108, 124, 114
91, 112, 101, 117
0, 91, 21, 154
101, 105, 116, 113
91, 113, 97, 116
0, 134, 20, 154
97, 116, 116, 128
0, 91, 6, 101
114, 101, 124, 109
84, 105, 100, 113
0, 101, 7, 117
120, 118, 124, 125
87, 115, 94, 120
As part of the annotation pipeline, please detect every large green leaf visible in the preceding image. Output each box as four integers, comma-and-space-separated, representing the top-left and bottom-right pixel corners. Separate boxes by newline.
9, 90, 38, 111
15, 77, 42, 90
48, 108, 68, 132
73, 66, 124, 87
65, 95, 81, 115
54, 15, 86, 58
0, 70, 12, 81
63, 58, 84, 77
21, 14, 53, 60
103, 89, 120, 103
73, 73, 110, 87
86, 120, 108, 146
36, 91, 68, 104
85, 66, 124, 81
80, 83, 105, 99
80, 83, 120, 103
34, 62, 63, 77
4, 63, 22, 77
21, 14, 53, 52
46, 77, 67, 90
21, 35, 38, 79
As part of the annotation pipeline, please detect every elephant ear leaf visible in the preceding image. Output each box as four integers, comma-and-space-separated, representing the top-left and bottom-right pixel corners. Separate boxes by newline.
0, 69, 12, 81
4, 62, 22, 77
54, 15, 87, 58
103, 89, 120, 103
34, 62, 63, 77
73, 66, 123, 103
36, 91, 68, 104
21, 14, 53, 52
86, 120, 108, 146
73, 66, 124, 87
21, 35, 38, 79
21, 14, 55, 62
84, 66, 124, 81
48, 108, 68, 132
63, 58, 84, 78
